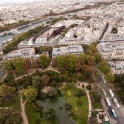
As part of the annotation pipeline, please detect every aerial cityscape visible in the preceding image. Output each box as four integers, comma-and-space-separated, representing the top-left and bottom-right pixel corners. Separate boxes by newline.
0, 0, 124, 124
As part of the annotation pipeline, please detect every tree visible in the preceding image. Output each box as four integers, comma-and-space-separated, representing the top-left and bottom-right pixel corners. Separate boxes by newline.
0, 108, 23, 124
32, 59, 39, 69
47, 87, 57, 97
98, 60, 110, 74
0, 84, 16, 103
94, 52, 102, 63
86, 66, 94, 75
89, 44, 97, 53
75, 89, 85, 97
87, 56, 96, 66
74, 62, 82, 72
21, 86, 38, 103
67, 54, 78, 71
39, 55, 50, 69
32, 76, 42, 90
77, 73, 85, 81
86, 49, 93, 55
2, 59, 14, 71
41, 74, 50, 86
24, 58, 31, 72
79, 54, 89, 65
51, 58, 57, 67
44, 108, 57, 120
56, 55, 67, 69
12, 57, 25, 71
105, 72, 115, 83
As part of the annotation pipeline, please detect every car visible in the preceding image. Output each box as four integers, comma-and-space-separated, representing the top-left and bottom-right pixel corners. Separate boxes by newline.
113, 98, 120, 108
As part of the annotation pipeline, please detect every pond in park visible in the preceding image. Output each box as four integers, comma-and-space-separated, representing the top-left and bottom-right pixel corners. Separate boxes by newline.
37, 97, 76, 124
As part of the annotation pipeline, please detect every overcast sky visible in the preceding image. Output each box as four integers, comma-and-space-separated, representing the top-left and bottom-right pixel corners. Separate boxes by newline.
0, 0, 52, 4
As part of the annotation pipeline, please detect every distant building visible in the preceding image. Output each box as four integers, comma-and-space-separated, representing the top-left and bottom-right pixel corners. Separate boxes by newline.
18, 26, 65, 48
97, 42, 124, 60
108, 61, 124, 74
58, 25, 100, 45
101, 33, 124, 42
4, 48, 35, 60
52, 45, 84, 58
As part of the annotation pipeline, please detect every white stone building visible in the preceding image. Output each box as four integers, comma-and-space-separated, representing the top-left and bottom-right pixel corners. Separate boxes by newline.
4, 48, 35, 60
52, 45, 84, 58
108, 61, 124, 74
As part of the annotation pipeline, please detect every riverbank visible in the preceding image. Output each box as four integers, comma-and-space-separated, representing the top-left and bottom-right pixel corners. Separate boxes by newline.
0, 0, 116, 47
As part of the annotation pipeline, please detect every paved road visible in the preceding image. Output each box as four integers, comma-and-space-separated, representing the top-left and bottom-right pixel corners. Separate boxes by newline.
96, 69, 124, 124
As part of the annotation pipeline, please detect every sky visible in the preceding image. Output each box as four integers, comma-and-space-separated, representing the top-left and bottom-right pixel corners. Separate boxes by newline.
0, 0, 47, 4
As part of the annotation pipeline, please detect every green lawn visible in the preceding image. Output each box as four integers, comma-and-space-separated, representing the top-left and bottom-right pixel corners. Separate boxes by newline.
25, 102, 59, 124
93, 103, 103, 109
0, 95, 21, 111
61, 84, 88, 124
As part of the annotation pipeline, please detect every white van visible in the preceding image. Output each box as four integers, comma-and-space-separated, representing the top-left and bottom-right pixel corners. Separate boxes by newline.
113, 98, 120, 108
108, 89, 114, 97
105, 97, 111, 107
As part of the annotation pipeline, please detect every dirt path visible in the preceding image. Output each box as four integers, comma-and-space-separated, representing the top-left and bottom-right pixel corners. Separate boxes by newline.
15, 66, 60, 81
20, 96, 29, 124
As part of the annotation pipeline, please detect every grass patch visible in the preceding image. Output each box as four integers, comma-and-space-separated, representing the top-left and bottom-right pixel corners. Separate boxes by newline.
25, 102, 58, 124
89, 91, 103, 109
117, 90, 124, 104
0, 95, 21, 111
94, 103, 103, 109
61, 84, 88, 124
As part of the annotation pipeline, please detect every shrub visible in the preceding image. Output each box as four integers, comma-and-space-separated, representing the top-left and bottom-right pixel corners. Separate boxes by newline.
75, 89, 85, 97
91, 111, 97, 118
65, 103, 72, 111
35, 119, 41, 124
75, 107, 78, 112
67, 91, 71, 97
77, 100, 82, 106
86, 84, 92, 91
68, 111, 75, 117
82, 84, 85, 88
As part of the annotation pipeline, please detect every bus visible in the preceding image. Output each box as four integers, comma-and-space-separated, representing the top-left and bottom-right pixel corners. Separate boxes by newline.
110, 108, 117, 119
113, 98, 120, 108
105, 97, 111, 106
108, 89, 114, 97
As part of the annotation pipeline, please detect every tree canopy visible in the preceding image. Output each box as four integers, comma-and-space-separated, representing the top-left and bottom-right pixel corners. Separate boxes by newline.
98, 60, 110, 74
2, 59, 14, 70
0, 108, 23, 124
21, 86, 38, 103
0, 84, 16, 103
105, 72, 115, 83
39, 55, 50, 69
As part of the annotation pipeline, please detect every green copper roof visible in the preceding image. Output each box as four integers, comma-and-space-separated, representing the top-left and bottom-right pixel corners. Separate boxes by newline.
102, 121, 110, 124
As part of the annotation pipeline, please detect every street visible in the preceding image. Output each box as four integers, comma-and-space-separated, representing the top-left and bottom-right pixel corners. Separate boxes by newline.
96, 69, 124, 124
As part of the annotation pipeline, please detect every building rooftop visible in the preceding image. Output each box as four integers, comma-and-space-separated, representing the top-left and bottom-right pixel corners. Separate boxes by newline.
52, 45, 84, 56
4, 48, 34, 59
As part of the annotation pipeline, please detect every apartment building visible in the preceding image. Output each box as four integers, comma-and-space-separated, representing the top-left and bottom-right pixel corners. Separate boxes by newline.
108, 61, 124, 74
4, 48, 35, 60
97, 42, 124, 60
52, 45, 84, 58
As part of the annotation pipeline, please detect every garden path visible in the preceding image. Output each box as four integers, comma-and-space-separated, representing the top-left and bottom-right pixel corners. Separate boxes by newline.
20, 96, 29, 124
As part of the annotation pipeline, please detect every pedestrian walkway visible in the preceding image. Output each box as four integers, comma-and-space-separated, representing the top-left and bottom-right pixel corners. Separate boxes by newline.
15, 66, 60, 81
